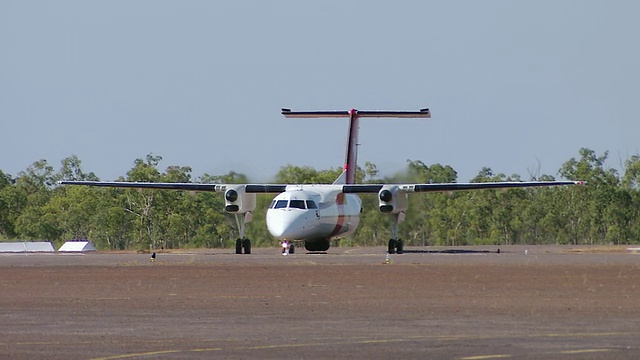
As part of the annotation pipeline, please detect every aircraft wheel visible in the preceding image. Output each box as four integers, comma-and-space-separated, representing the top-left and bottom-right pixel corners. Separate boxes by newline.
235, 239, 243, 254
289, 244, 295, 254
242, 239, 251, 254
396, 239, 404, 254
388, 239, 397, 254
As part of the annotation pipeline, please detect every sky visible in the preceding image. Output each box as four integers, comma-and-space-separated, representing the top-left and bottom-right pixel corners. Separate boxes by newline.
1, 1, 638, 183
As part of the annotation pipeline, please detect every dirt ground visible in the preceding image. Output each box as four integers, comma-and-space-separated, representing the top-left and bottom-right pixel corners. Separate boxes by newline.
1, 245, 640, 359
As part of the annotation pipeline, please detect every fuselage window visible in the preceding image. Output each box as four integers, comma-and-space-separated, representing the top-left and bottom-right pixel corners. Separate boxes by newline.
289, 200, 306, 209
306, 200, 318, 209
274, 200, 288, 209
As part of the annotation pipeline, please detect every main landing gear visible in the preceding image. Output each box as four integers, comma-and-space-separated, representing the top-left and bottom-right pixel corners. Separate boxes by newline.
388, 238, 404, 254
387, 213, 404, 254
236, 238, 251, 254
234, 212, 252, 254
304, 238, 331, 252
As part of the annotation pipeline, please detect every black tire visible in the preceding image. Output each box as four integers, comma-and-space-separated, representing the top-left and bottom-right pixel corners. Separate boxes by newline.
243, 239, 251, 254
304, 239, 330, 252
235, 239, 242, 254
289, 244, 295, 254
388, 239, 397, 254
396, 239, 404, 254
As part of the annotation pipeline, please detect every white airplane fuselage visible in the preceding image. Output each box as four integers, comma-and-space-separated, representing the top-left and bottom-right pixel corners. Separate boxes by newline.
266, 186, 361, 244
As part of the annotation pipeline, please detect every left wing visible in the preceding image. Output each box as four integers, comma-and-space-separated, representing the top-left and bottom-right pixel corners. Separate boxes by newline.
341, 181, 583, 194
339, 180, 583, 215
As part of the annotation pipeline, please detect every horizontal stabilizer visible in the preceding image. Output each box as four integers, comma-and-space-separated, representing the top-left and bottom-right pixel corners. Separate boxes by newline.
281, 109, 350, 118
281, 108, 430, 118
357, 109, 431, 118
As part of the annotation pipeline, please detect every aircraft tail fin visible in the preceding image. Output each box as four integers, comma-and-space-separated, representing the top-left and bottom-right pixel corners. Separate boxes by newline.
282, 108, 431, 185
332, 170, 348, 185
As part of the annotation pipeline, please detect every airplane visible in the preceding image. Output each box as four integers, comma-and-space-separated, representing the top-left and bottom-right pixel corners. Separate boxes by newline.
59, 107, 582, 254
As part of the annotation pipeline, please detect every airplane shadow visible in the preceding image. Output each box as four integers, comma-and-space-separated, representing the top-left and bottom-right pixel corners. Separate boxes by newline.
401, 248, 500, 254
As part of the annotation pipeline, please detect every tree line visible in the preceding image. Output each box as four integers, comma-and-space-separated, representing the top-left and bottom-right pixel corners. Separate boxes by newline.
1, 148, 639, 250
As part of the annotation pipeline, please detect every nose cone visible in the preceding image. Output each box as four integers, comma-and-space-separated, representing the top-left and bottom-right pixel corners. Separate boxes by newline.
266, 217, 288, 238
267, 209, 308, 240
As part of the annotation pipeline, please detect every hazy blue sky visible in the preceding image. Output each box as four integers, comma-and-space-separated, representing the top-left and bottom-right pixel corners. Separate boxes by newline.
2, 1, 638, 182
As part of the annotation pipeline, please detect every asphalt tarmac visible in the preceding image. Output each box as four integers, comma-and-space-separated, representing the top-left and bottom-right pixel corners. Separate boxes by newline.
1, 245, 640, 359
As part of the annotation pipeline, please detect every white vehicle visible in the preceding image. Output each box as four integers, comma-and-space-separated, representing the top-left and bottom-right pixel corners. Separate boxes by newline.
60, 108, 582, 254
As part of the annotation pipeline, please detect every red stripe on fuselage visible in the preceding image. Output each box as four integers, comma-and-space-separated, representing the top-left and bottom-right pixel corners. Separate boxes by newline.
329, 193, 347, 237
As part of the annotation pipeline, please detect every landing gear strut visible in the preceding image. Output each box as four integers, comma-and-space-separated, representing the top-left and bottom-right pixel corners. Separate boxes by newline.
387, 213, 405, 254
234, 212, 252, 254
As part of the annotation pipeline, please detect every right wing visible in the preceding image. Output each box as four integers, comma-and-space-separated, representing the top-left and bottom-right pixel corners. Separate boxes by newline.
57, 181, 287, 194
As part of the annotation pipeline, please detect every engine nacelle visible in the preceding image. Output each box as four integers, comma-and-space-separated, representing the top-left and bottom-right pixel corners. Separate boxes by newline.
224, 185, 256, 214
378, 186, 408, 214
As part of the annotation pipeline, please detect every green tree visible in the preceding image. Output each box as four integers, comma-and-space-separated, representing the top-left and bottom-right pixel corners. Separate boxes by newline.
559, 148, 620, 244
275, 165, 343, 184
13, 160, 57, 240
0, 171, 20, 238
622, 155, 640, 190
404, 160, 457, 183
201, 171, 248, 184
120, 154, 164, 249
55, 155, 99, 182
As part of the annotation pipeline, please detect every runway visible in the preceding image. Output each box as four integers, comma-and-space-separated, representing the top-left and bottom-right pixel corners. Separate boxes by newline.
1, 246, 639, 359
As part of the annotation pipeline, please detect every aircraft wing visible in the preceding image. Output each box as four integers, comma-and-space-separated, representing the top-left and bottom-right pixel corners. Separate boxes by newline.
57, 181, 288, 193
341, 181, 583, 194
59, 180, 582, 194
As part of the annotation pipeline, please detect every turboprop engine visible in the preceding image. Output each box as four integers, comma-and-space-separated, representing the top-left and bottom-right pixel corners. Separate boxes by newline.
224, 186, 256, 214
378, 185, 408, 214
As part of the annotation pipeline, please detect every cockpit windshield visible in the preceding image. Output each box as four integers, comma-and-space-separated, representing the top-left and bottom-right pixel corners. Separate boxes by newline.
269, 198, 319, 210
274, 200, 288, 209
289, 200, 306, 209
